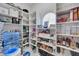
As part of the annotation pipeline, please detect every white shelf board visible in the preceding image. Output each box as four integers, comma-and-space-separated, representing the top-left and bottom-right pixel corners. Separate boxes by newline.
29, 31, 36, 33
37, 41, 53, 47
0, 13, 18, 18
37, 28, 50, 29
31, 43, 37, 46
37, 35, 54, 39
29, 24, 36, 26
71, 26, 79, 27
23, 38, 28, 40
56, 45, 79, 53
31, 38, 36, 41
23, 19, 29, 21
4, 23, 21, 26
23, 43, 29, 46
23, 24, 29, 26
57, 21, 79, 24
57, 34, 79, 37
38, 48, 55, 55
37, 27, 56, 30
23, 36, 29, 38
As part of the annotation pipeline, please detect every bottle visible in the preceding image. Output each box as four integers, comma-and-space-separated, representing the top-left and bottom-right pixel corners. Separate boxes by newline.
70, 37, 76, 49
65, 37, 71, 47
62, 37, 66, 46
73, 8, 78, 21
57, 39, 60, 45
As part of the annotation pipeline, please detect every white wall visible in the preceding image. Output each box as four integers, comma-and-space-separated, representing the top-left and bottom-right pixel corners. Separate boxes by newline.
30, 3, 56, 25
13, 3, 57, 26
57, 3, 79, 11
43, 13, 56, 27
14, 3, 31, 11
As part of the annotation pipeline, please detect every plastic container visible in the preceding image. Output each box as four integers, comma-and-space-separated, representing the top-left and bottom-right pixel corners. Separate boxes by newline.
23, 51, 31, 56
3, 48, 21, 56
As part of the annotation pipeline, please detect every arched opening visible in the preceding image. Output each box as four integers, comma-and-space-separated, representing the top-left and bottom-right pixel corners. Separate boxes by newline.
42, 13, 56, 28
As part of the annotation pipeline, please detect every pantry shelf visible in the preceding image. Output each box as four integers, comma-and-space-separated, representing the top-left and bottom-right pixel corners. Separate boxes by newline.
0, 13, 20, 19
31, 43, 37, 46
57, 45, 79, 53
23, 24, 29, 26
38, 48, 55, 55
57, 34, 79, 37
37, 35, 54, 39
4, 23, 21, 25
57, 21, 79, 24
23, 43, 29, 46
37, 41, 53, 47
31, 38, 36, 41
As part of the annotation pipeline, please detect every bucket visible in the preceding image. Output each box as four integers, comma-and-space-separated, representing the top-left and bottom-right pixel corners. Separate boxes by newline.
23, 51, 31, 56
23, 48, 31, 56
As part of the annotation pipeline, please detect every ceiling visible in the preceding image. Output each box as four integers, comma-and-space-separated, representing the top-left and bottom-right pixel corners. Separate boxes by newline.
24, 3, 37, 7
14, 3, 38, 11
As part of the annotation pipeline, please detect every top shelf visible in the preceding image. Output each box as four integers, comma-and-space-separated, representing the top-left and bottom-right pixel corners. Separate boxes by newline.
57, 20, 79, 24
56, 9, 70, 16
0, 13, 20, 19
56, 6, 79, 16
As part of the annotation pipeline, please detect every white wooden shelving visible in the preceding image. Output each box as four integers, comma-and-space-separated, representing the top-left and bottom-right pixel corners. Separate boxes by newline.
0, 3, 30, 55
56, 6, 79, 56
21, 11, 29, 54
29, 11, 38, 55
1, 3, 79, 56
36, 24, 57, 56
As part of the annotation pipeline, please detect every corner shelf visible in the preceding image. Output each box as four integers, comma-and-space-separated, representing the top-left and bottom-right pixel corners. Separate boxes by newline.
37, 24, 56, 56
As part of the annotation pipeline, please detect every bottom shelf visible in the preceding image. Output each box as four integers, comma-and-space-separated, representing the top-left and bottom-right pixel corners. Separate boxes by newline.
57, 45, 79, 53
38, 48, 55, 56
56, 45, 79, 56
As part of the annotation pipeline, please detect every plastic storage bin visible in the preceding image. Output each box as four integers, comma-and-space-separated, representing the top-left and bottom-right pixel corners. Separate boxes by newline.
2, 32, 20, 56
3, 48, 21, 56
